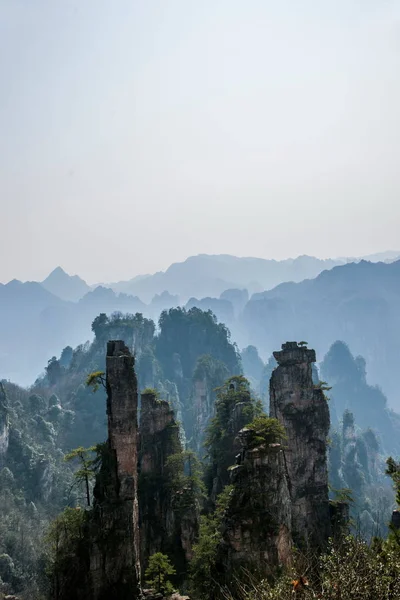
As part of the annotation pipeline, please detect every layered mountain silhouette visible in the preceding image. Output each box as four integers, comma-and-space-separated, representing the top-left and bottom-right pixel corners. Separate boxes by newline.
41, 266, 91, 302
104, 254, 347, 302
1, 254, 399, 399
240, 260, 400, 407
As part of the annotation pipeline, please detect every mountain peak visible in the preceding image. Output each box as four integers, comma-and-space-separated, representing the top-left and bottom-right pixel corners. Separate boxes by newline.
44, 266, 70, 281
41, 267, 90, 302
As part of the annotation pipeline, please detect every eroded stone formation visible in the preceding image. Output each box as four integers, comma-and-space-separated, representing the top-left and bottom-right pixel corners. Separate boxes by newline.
0, 382, 9, 459
270, 341, 331, 549
219, 427, 292, 573
90, 341, 141, 600
218, 342, 331, 575
139, 389, 199, 578
139, 390, 181, 564
191, 377, 214, 452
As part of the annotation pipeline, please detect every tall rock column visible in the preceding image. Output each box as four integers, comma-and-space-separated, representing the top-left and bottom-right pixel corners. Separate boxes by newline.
0, 382, 9, 460
219, 427, 292, 574
90, 340, 141, 600
270, 342, 331, 550
139, 389, 199, 578
139, 390, 181, 565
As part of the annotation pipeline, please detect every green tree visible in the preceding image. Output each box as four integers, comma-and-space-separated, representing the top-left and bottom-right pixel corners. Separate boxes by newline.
45, 507, 88, 600
86, 371, 106, 392
386, 457, 400, 506
46, 356, 62, 386
166, 450, 205, 509
244, 414, 286, 448
64, 446, 96, 507
145, 552, 176, 595
190, 484, 233, 598
91, 313, 109, 339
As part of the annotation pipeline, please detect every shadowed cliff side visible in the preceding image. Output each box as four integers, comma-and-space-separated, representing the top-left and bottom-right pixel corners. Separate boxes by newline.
270, 341, 331, 550
139, 389, 199, 580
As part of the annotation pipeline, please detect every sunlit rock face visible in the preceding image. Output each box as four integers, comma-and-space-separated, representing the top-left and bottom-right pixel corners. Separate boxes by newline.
270, 341, 331, 550
90, 340, 142, 600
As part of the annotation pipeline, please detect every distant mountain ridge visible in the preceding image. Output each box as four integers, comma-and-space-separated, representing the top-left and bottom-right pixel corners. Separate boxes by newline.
6, 251, 400, 304
41, 266, 91, 302
240, 259, 400, 407
1, 252, 400, 391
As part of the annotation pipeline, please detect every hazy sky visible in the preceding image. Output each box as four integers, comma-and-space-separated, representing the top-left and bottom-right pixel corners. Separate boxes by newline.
1, 0, 399, 284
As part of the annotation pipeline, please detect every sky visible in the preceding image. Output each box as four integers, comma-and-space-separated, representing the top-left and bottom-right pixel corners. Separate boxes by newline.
1, 0, 399, 284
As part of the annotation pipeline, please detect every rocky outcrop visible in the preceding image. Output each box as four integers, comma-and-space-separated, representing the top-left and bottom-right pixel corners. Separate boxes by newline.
0, 382, 9, 458
329, 501, 350, 538
191, 377, 213, 452
219, 427, 292, 573
270, 341, 331, 550
217, 342, 331, 577
90, 340, 141, 600
210, 385, 255, 502
139, 390, 181, 563
391, 510, 400, 531
139, 390, 198, 577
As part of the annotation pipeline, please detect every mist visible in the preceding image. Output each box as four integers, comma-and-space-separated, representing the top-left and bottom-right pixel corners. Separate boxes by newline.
1, 0, 400, 283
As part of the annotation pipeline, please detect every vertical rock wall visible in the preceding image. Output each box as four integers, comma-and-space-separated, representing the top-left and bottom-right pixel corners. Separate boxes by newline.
0, 382, 9, 458
139, 391, 181, 565
90, 340, 142, 600
219, 428, 292, 573
270, 342, 331, 549
191, 377, 213, 452
139, 390, 198, 577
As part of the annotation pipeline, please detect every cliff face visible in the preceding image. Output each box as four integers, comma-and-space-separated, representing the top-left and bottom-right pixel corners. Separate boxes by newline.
139, 390, 198, 576
191, 377, 213, 452
218, 342, 331, 576
139, 391, 181, 564
0, 382, 9, 458
90, 340, 141, 600
220, 427, 292, 573
270, 342, 331, 549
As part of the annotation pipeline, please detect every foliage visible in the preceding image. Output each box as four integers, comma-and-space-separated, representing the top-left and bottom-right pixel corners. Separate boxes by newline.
190, 485, 233, 598
320, 341, 399, 454
244, 415, 286, 449
0, 382, 75, 598
145, 552, 176, 595
328, 409, 394, 540
204, 376, 263, 495
44, 507, 89, 600
166, 450, 205, 510
141, 387, 159, 398
64, 446, 96, 507
314, 380, 332, 392
156, 307, 241, 390
218, 536, 400, 600
386, 457, 400, 507
86, 371, 106, 393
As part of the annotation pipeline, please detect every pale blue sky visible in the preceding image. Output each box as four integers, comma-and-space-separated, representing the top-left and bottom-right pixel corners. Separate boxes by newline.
1, 0, 399, 283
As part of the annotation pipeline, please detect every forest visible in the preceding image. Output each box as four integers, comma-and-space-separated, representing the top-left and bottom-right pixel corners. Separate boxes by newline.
0, 306, 399, 600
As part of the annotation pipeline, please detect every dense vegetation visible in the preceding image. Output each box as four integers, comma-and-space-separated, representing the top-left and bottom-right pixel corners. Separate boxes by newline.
1, 307, 400, 599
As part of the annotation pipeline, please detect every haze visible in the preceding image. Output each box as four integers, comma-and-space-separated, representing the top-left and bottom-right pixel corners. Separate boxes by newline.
1, 0, 399, 284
